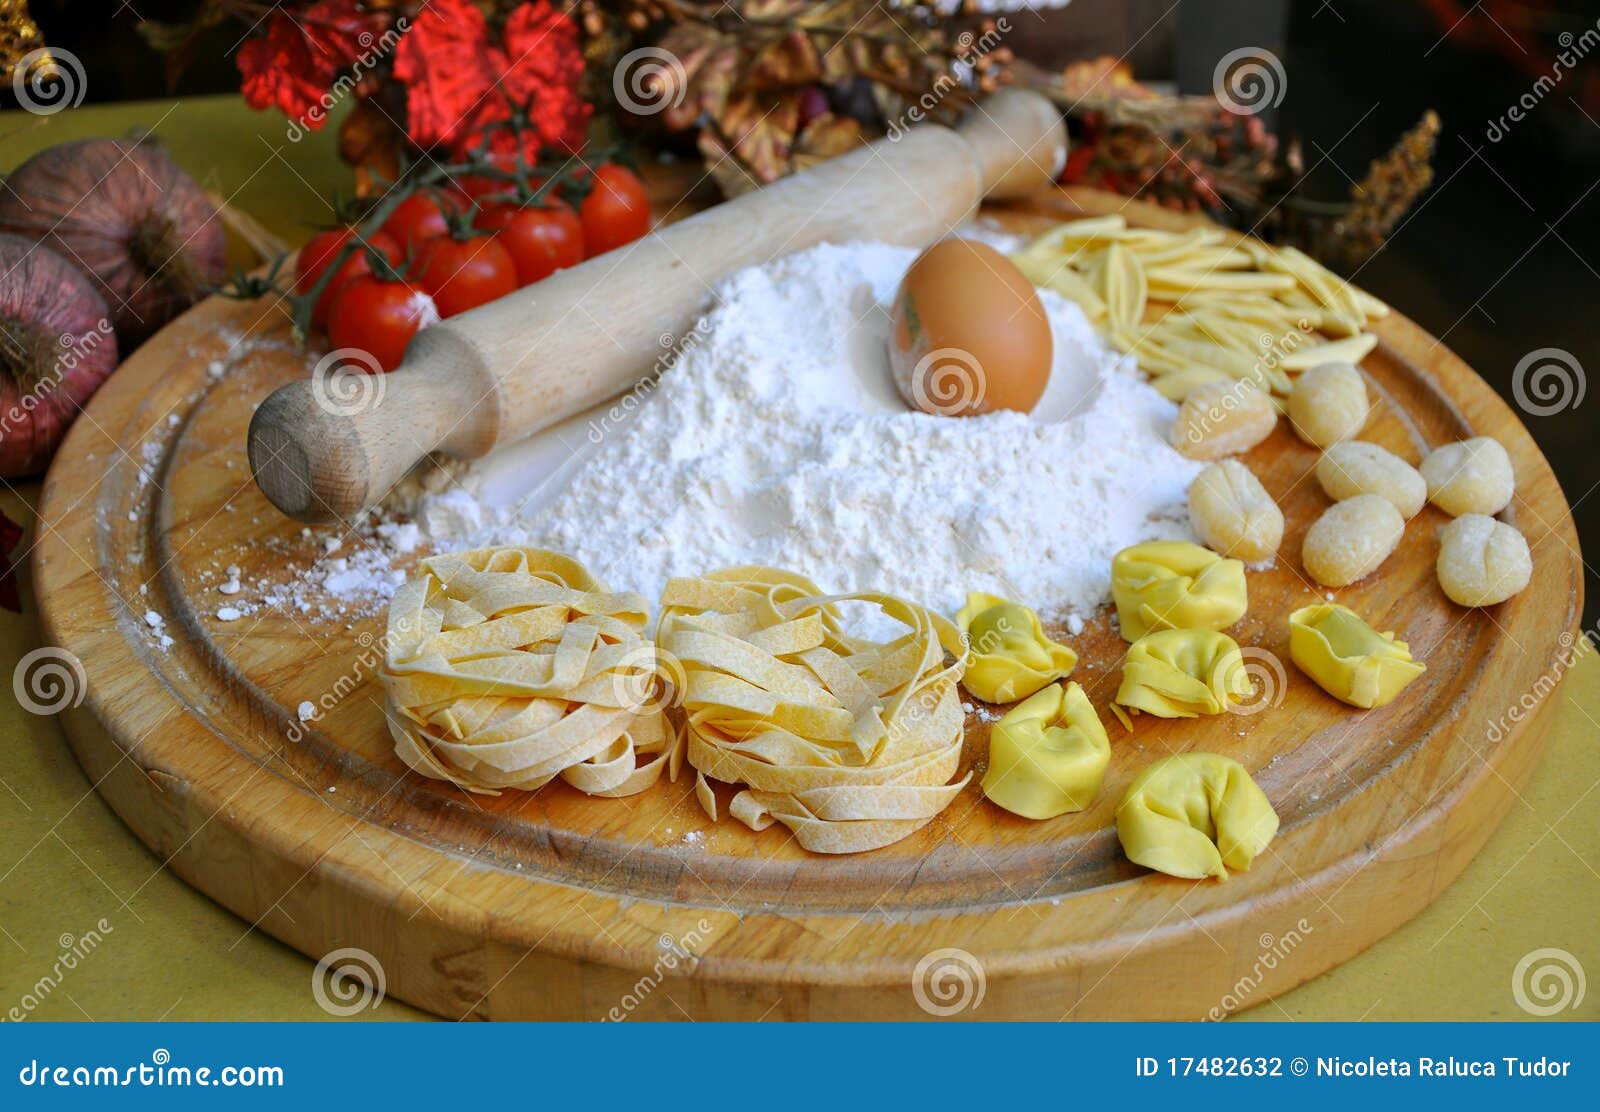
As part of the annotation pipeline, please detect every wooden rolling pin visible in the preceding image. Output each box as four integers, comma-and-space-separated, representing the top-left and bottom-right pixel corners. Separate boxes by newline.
249, 89, 1067, 522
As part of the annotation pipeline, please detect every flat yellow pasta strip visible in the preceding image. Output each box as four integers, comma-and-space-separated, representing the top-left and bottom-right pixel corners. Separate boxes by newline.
380, 546, 682, 797
1012, 217, 1387, 399
663, 566, 971, 854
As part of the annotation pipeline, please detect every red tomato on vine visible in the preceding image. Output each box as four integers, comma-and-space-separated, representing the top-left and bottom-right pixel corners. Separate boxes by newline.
295, 228, 401, 330
326, 276, 439, 372
380, 191, 455, 252
413, 233, 518, 318
578, 164, 651, 258
475, 200, 584, 285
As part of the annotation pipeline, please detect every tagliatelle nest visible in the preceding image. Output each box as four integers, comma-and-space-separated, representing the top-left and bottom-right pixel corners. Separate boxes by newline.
658, 566, 971, 854
380, 547, 681, 796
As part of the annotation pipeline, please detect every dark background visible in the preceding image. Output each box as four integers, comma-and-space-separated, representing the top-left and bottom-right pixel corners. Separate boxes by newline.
17, 0, 1600, 625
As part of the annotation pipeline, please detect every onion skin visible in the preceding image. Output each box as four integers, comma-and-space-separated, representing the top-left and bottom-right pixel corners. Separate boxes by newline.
0, 138, 225, 344
0, 233, 119, 478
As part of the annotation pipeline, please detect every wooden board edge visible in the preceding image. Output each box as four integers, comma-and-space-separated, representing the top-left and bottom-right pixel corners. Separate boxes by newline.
28, 184, 1587, 1020
47, 662, 1568, 1019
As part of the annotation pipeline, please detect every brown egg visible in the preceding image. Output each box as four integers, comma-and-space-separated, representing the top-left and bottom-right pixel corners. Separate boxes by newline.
889, 238, 1053, 417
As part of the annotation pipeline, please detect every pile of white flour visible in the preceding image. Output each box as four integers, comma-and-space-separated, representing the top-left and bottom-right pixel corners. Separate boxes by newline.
273, 239, 1200, 629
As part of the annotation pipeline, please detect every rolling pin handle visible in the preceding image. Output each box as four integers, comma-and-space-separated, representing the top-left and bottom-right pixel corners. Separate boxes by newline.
248, 353, 499, 523
958, 88, 1069, 201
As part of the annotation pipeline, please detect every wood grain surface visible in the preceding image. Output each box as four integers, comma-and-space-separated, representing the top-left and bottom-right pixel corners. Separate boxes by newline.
31, 184, 1583, 1020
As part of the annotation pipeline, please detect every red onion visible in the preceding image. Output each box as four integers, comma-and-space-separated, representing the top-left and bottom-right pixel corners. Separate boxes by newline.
0, 233, 119, 478
0, 137, 225, 343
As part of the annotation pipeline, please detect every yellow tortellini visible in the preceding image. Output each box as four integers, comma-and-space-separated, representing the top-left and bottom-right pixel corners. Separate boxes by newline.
982, 681, 1110, 820
955, 592, 1078, 704
1111, 541, 1248, 643
1116, 753, 1279, 880
1113, 628, 1251, 724
1288, 603, 1426, 709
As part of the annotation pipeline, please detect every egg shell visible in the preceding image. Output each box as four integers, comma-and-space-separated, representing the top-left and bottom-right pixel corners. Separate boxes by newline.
889, 238, 1053, 416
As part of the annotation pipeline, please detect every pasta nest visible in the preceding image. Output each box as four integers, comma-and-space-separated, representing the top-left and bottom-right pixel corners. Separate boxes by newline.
658, 566, 971, 854
381, 547, 681, 796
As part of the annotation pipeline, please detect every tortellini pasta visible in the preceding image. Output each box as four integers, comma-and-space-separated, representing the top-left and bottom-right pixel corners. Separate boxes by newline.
1113, 628, 1251, 724
1116, 753, 1279, 880
1111, 541, 1247, 642
955, 592, 1077, 704
982, 681, 1109, 820
1288, 603, 1426, 709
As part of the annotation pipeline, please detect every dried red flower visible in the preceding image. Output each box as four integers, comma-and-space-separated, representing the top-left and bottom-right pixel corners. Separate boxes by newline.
392, 0, 502, 150
495, 1, 592, 154
237, 0, 384, 130
395, 0, 590, 158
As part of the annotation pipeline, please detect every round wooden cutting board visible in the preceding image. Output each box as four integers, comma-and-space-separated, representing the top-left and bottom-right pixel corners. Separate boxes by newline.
33, 185, 1582, 1020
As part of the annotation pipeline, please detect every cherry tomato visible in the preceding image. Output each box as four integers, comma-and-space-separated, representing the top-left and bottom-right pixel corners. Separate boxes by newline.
413, 233, 518, 318
474, 200, 584, 285
326, 276, 440, 372
380, 191, 455, 253
449, 173, 512, 208
295, 228, 402, 330
578, 163, 651, 258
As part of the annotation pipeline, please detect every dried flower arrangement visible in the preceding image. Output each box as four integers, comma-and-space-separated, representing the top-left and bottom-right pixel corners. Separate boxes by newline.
133, 3, 1437, 270
574, 0, 1012, 196
137, 0, 1005, 198
1029, 56, 1440, 269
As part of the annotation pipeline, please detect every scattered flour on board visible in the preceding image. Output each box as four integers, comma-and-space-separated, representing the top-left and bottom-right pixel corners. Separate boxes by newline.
224, 237, 1202, 630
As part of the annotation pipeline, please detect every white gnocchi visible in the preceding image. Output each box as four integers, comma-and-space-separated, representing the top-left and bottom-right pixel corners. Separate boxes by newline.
1420, 437, 1515, 516
1188, 460, 1283, 562
1288, 362, 1369, 448
1315, 441, 1427, 519
1302, 494, 1405, 587
1172, 381, 1277, 461
1436, 514, 1531, 606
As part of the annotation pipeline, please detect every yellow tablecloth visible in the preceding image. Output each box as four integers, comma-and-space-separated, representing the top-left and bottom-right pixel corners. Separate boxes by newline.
0, 97, 1595, 1022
